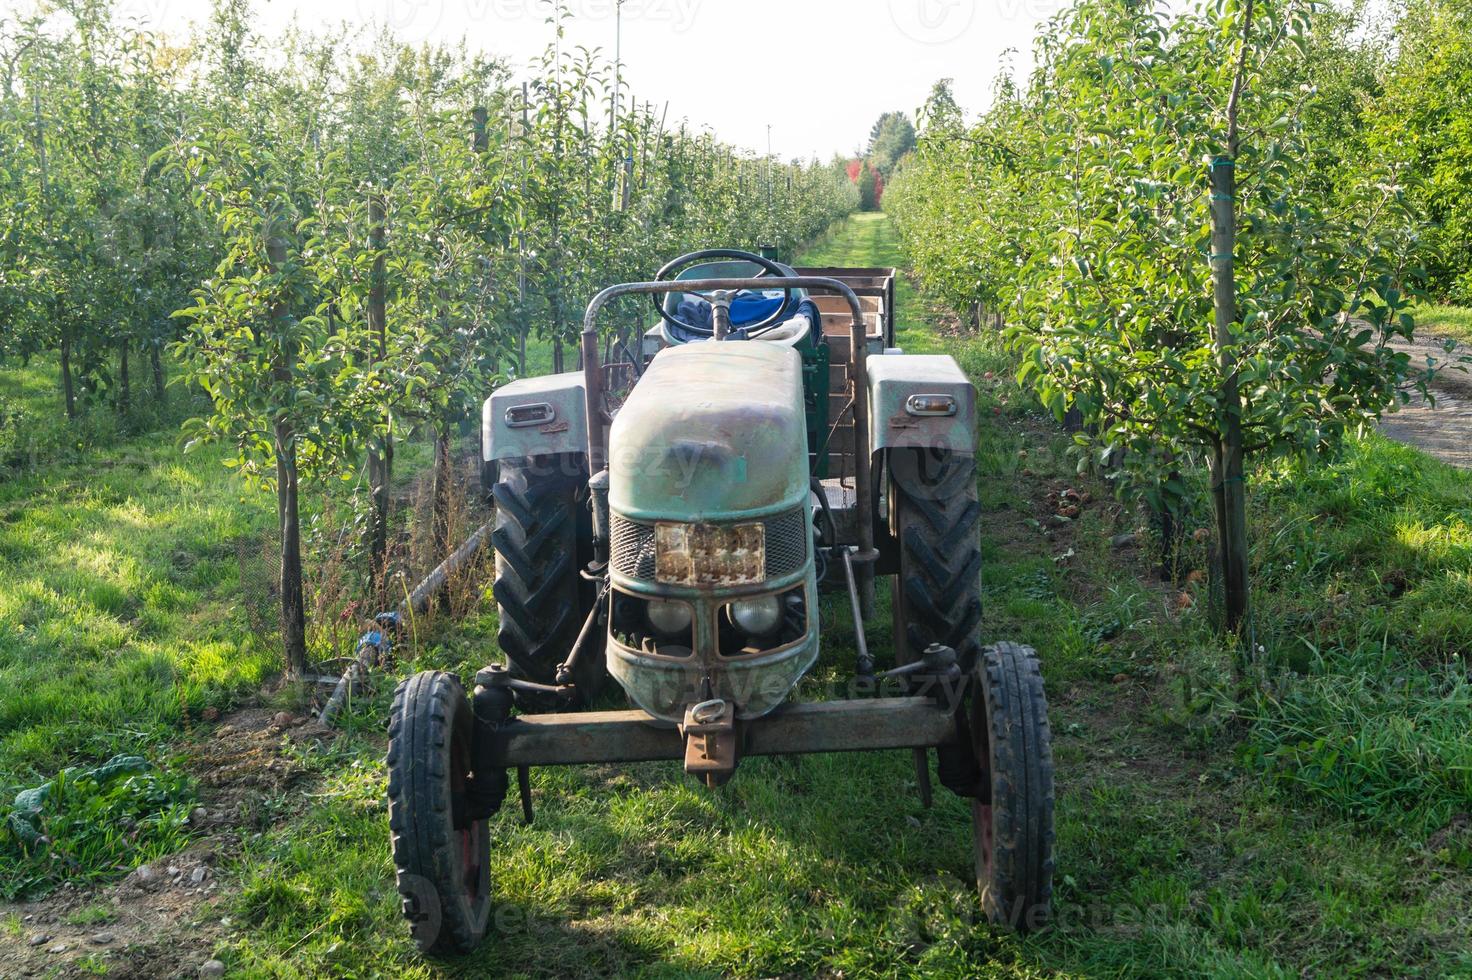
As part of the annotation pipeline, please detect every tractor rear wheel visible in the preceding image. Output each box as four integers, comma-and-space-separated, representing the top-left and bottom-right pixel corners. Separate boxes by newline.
387, 670, 492, 955
491, 454, 603, 708
890, 447, 983, 669
970, 641, 1055, 930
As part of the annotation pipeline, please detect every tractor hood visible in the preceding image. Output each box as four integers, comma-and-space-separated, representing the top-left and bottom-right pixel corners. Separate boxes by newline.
608, 342, 808, 522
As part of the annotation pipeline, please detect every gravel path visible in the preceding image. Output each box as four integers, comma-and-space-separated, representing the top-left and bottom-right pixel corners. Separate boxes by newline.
1377, 329, 1472, 468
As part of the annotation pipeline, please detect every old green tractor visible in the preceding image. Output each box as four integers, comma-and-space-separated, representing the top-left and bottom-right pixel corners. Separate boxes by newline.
386, 249, 1055, 954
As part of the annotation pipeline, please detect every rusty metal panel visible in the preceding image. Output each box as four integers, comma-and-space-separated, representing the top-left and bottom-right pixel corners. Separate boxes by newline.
745, 697, 956, 755
488, 697, 958, 768
654, 521, 765, 586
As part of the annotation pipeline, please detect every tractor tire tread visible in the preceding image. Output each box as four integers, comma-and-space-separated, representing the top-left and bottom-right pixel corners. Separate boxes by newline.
976, 642, 1055, 929
386, 670, 489, 955
894, 451, 984, 669
490, 457, 602, 706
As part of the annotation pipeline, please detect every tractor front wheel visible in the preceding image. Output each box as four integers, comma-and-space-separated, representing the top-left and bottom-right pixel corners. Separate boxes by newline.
970, 641, 1055, 931
387, 671, 492, 955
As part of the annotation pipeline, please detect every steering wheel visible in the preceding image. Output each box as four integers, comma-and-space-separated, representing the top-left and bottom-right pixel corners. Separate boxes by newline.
652, 248, 797, 337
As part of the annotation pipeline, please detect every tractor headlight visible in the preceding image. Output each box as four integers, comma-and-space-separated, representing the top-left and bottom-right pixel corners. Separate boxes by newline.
645, 599, 692, 636
729, 595, 782, 637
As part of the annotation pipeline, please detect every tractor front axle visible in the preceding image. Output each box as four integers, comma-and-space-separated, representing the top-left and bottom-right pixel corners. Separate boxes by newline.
481, 696, 959, 770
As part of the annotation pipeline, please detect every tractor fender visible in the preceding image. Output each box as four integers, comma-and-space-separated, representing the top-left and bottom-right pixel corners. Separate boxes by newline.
866, 353, 976, 454
482, 371, 589, 464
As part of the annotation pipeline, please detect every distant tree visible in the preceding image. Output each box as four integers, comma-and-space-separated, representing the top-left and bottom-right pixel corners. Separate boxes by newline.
919, 78, 963, 132
866, 110, 916, 175
1370, 0, 1472, 301
847, 158, 881, 210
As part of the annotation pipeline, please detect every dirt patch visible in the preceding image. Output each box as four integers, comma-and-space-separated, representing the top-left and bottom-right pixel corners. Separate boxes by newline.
185, 707, 324, 803
0, 708, 329, 979
0, 845, 228, 979
1378, 387, 1472, 468
1379, 330, 1472, 468
1426, 812, 1472, 853
992, 405, 1202, 745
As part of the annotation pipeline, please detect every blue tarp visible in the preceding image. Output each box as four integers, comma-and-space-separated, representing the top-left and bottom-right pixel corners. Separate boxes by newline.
669, 293, 819, 343
675, 291, 786, 331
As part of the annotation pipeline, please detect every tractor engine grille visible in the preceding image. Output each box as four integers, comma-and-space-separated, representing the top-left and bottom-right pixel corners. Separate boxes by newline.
762, 509, 810, 579
610, 509, 810, 582
610, 515, 658, 580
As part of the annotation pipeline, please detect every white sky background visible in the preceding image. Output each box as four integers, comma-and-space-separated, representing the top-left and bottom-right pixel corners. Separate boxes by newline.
74, 0, 1068, 159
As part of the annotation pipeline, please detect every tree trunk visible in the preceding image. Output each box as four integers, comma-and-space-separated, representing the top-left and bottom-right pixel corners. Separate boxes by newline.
1153, 476, 1184, 584
366, 196, 391, 595
368, 436, 393, 594
517, 88, 530, 377
150, 344, 166, 406
268, 234, 308, 678
1209, 158, 1250, 640
60, 331, 76, 420
117, 338, 130, 416
274, 422, 308, 678
470, 105, 488, 153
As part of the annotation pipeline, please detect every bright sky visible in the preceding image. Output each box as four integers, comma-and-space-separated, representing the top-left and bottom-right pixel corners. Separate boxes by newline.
110, 0, 1064, 159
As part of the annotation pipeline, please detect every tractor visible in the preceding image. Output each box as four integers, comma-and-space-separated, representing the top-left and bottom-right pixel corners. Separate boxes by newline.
386, 249, 1055, 954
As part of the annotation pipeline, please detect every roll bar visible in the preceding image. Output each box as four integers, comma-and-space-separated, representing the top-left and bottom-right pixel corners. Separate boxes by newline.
580, 276, 877, 564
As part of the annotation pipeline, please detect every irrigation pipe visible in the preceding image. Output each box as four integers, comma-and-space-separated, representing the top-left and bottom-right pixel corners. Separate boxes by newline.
318, 519, 495, 727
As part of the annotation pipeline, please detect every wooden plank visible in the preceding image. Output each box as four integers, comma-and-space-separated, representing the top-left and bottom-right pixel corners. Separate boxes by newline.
812, 294, 877, 313
818, 313, 882, 337
793, 265, 897, 285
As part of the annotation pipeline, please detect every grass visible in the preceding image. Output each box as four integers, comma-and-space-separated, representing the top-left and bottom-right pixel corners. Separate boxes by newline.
0, 437, 280, 773
2, 213, 1470, 976
1, 754, 197, 898
1411, 302, 1472, 345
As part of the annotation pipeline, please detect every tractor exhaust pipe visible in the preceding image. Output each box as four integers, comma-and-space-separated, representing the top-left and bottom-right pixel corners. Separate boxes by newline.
588, 468, 610, 566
